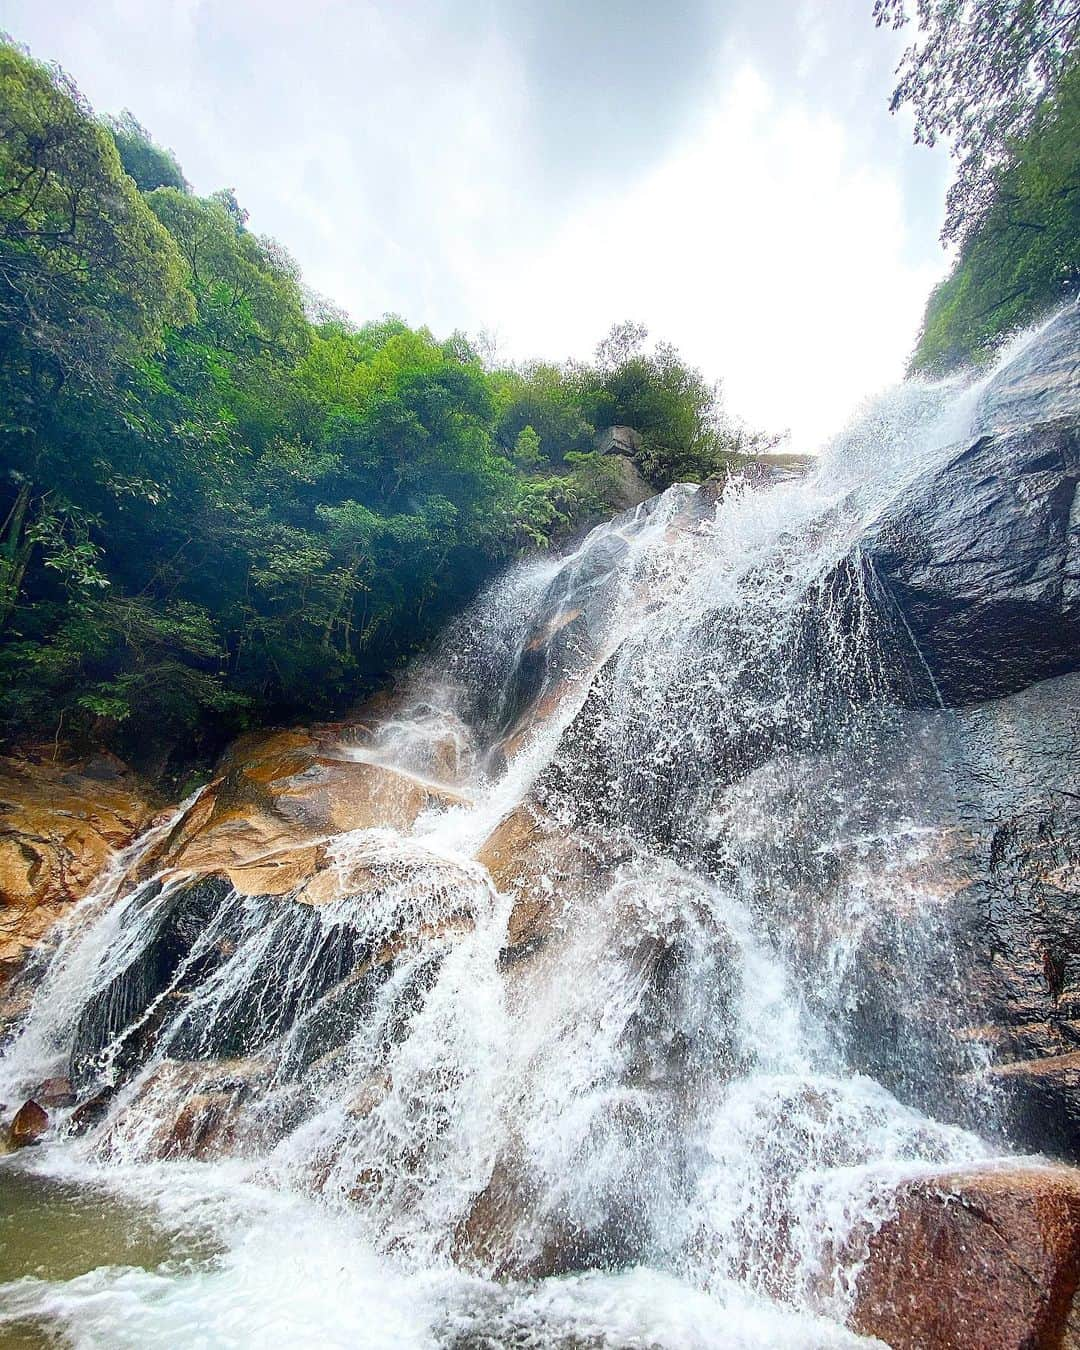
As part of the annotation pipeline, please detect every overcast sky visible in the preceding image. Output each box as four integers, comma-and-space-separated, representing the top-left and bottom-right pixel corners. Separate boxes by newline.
3, 0, 952, 447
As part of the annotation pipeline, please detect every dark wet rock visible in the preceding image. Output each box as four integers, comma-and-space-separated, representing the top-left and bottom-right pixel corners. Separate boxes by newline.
9, 1098, 48, 1147
861, 419, 1079, 706
70, 874, 234, 1089
944, 672, 1080, 1156
485, 488, 697, 747
857, 307, 1079, 710
66, 1087, 115, 1137
972, 303, 1080, 437
769, 673, 1080, 1157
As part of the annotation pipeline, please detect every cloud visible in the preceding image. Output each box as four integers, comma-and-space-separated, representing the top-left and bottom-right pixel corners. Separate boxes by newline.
4, 0, 951, 446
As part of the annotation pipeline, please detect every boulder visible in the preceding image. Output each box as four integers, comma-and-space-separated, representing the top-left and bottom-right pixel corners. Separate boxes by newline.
36, 1076, 76, 1109
858, 306, 1079, 709
66, 1088, 114, 1137
8, 1098, 48, 1147
0, 752, 157, 982
93, 1058, 271, 1162
132, 726, 466, 888
602, 454, 656, 511
850, 1165, 1080, 1350
594, 425, 643, 458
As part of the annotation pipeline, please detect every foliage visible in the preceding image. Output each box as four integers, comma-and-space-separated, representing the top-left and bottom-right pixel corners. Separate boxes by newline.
910, 55, 1080, 370
875, 0, 1080, 246
107, 110, 188, 192
0, 44, 193, 400
0, 41, 748, 772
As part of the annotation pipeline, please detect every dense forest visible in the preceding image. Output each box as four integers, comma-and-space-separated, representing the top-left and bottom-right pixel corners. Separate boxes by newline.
0, 42, 750, 775
911, 59, 1079, 372
891, 1, 1079, 373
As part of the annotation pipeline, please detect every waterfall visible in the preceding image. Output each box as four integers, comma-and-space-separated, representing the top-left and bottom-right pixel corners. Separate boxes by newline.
0, 320, 1067, 1347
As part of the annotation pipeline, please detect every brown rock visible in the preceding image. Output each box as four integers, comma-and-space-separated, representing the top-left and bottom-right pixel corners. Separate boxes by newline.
95, 1058, 270, 1162
478, 800, 628, 956
226, 843, 328, 897
36, 1076, 76, 1109
135, 729, 467, 889
67, 1089, 114, 1137
850, 1165, 1080, 1350
0, 753, 157, 983
9, 1099, 48, 1147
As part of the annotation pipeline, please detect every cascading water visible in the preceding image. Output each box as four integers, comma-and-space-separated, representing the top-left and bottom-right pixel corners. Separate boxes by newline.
0, 319, 1067, 1348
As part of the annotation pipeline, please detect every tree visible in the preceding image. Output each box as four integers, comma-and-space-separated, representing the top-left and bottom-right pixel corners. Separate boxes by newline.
0, 36, 754, 773
107, 110, 188, 192
0, 42, 192, 632
874, 0, 1080, 245
512, 425, 544, 469
911, 58, 1080, 370
0, 44, 193, 395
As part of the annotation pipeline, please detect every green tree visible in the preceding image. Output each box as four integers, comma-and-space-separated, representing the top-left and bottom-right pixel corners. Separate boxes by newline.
911, 58, 1080, 370
0, 42, 192, 630
875, 0, 1080, 245
107, 110, 188, 192
0, 37, 753, 775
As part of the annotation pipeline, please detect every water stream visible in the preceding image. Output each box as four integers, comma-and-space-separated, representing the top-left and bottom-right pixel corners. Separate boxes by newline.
0, 324, 1059, 1347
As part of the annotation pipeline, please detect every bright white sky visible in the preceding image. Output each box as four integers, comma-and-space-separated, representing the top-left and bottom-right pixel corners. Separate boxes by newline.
2, 0, 952, 448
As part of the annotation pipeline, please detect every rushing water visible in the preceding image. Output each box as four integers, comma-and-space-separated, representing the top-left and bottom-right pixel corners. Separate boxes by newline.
0, 321, 1064, 1348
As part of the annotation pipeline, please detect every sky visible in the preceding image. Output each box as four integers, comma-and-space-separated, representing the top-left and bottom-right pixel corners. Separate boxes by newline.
2, 0, 953, 448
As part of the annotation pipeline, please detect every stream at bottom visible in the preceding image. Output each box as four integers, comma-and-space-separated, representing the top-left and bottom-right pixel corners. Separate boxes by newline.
0, 1150, 887, 1349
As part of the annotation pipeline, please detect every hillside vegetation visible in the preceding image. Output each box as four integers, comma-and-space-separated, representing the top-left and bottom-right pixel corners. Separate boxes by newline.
910, 58, 1079, 372
0, 42, 752, 773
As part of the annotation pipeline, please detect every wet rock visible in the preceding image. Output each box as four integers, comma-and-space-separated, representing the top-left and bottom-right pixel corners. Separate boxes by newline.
850, 1165, 1080, 1350
483, 488, 699, 748
864, 419, 1078, 706
940, 671, 1080, 1156
478, 801, 632, 958
94, 1058, 271, 1162
0, 752, 157, 983
66, 1088, 115, 1137
9, 1098, 48, 1147
858, 307, 1079, 709
69, 874, 234, 1089
972, 303, 1080, 437
36, 1076, 76, 1109
133, 728, 466, 888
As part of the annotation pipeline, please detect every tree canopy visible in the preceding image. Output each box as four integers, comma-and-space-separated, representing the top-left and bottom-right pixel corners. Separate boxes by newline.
0, 41, 750, 776
875, 0, 1080, 246
911, 57, 1079, 371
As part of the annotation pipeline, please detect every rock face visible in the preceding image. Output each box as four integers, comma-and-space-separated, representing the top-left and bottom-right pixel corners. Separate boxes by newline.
860, 306, 1079, 708
594, 425, 643, 459
851, 1166, 1080, 1350
0, 753, 157, 983
832, 307, 1080, 1155
602, 454, 656, 511
948, 672, 1080, 1157
131, 724, 466, 891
